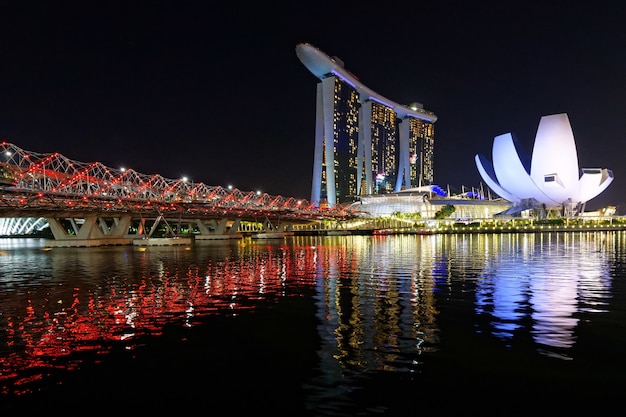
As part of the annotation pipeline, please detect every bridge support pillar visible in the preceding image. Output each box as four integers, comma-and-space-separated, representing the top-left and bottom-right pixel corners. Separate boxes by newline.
194, 218, 243, 240
261, 219, 293, 232
44, 215, 134, 247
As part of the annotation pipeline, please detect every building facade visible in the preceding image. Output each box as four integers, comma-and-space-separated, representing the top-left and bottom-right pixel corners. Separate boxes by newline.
296, 43, 437, 207
475, 113, 614, 215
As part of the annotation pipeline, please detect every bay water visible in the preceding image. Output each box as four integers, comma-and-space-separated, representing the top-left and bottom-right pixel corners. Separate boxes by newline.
1, 232, 624, 414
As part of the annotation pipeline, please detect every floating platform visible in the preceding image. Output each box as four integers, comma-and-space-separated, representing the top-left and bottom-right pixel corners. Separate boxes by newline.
251, 231, 295, 239
325, 230, 352, 236
194, 233, 243, 240
133, 237, 194, 246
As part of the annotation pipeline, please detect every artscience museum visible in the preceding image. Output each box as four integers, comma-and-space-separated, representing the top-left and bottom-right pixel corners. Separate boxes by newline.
351, 113, 614, 221
475, 113, 614, 217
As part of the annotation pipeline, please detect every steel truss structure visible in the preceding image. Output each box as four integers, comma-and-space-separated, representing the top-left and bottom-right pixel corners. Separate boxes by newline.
0, 142, 357, 222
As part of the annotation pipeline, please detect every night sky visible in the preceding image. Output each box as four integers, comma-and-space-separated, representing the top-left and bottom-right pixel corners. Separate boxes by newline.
1, 1, 625, 211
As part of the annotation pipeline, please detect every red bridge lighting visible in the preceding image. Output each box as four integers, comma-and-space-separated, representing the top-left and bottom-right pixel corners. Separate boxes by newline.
0, 141, 359, 222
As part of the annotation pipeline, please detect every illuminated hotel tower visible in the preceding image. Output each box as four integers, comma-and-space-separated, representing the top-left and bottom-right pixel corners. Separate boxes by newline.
296, 43, 438, 207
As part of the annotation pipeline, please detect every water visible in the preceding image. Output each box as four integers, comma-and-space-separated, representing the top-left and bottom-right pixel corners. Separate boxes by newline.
1, 232, 625, 414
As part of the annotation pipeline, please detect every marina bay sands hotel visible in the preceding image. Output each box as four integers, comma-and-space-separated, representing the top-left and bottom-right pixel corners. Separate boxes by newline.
296, 43, 438, 208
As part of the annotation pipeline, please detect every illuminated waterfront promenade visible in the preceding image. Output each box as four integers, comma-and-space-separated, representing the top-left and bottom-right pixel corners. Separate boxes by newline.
292, 216, 626, 235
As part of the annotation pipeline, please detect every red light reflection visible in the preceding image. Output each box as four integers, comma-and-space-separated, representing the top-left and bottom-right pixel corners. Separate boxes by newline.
0, 241, 325, 396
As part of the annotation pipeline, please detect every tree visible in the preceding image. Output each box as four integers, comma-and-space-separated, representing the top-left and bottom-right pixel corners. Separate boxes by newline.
435, 204, 455, 219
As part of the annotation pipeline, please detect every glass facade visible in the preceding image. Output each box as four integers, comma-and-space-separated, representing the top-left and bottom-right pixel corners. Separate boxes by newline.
313, 77, 436, 206
298, 43, 437, 208
409, 117, 435, 186
370, 102, 398, 194
329, 79, 360, 204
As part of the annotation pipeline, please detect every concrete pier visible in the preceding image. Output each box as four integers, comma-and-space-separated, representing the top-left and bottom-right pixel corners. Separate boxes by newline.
44, 238, 133, 248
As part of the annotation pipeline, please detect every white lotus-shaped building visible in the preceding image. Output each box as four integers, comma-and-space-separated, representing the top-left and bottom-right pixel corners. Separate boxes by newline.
475, 113, 613, 215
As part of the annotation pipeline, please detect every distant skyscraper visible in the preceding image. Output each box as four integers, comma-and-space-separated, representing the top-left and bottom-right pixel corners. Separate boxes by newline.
296, 43, 438, 207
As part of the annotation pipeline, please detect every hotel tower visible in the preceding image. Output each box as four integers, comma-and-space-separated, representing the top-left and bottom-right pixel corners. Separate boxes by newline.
296, 43, 438, 208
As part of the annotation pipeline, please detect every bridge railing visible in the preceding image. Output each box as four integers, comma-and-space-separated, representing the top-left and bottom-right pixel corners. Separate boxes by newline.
1, 141, 358, 220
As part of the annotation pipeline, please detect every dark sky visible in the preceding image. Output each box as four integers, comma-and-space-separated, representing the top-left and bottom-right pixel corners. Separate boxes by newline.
1, 1, 625, 211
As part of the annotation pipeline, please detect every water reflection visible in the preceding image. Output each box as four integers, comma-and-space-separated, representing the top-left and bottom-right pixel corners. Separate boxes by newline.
471, 232, 613, 358
0, 238, 319, 395
0, 232, 623, 406
312, 234, 440, 371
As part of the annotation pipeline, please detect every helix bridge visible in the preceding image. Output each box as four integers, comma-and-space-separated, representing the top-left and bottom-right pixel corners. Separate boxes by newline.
0, 142, 358, 241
